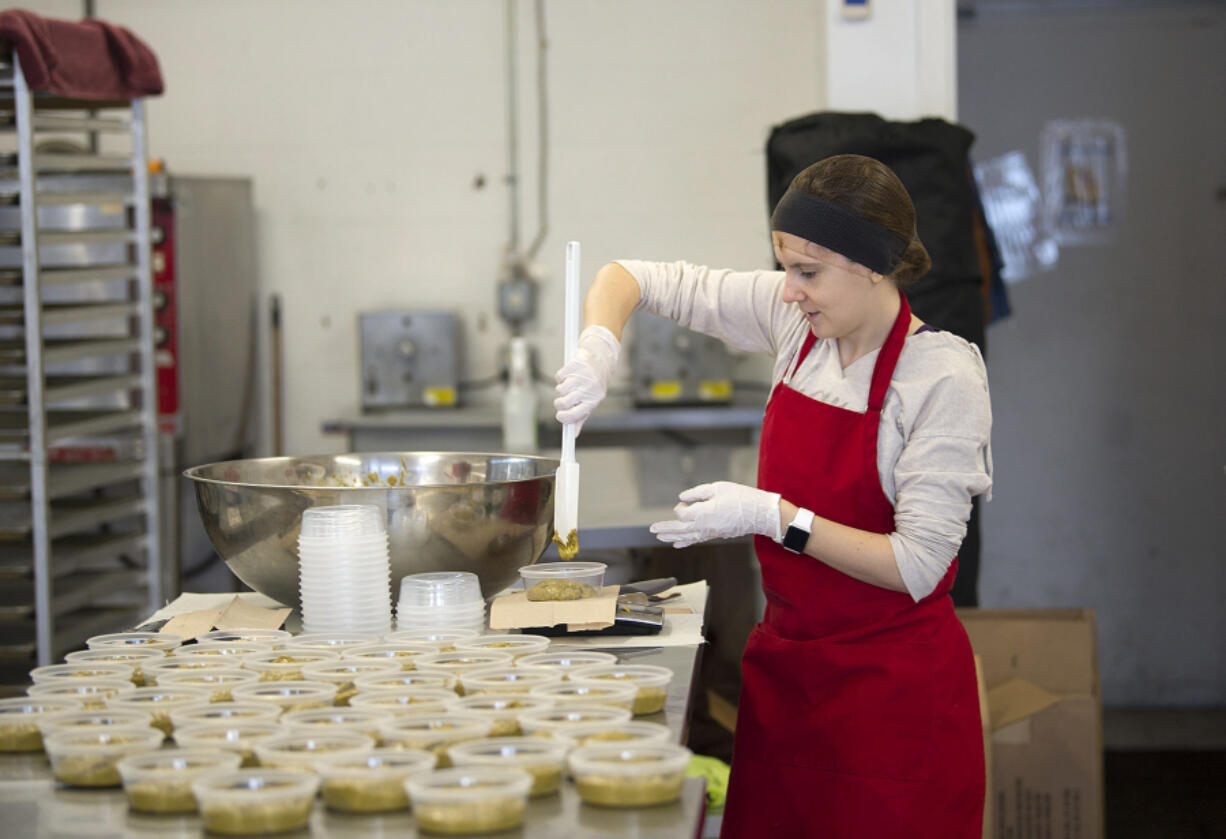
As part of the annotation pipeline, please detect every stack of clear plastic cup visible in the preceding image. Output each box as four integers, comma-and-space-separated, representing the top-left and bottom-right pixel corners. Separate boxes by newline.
395, 572, 485, 634
299, 505, 392, 635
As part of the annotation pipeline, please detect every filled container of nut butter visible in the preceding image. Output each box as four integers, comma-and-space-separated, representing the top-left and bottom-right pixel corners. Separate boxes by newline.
568, 742, 693, 808
404, 766, 534, 835
191, 769, 319, 835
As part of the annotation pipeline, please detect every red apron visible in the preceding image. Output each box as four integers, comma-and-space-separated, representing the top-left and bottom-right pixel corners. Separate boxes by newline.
720, 292, 984, 839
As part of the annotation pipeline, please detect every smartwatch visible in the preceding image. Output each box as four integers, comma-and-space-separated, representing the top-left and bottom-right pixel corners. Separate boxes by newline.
781, 508, 815, 554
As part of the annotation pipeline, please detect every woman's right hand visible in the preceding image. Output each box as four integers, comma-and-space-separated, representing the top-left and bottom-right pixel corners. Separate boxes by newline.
553, 324, 620, 435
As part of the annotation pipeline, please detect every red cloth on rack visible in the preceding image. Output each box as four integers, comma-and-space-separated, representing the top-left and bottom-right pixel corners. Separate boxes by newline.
0, 9, 163, 100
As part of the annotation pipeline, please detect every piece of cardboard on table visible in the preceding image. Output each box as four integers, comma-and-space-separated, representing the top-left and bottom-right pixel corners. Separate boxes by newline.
957, 608, 1102, 839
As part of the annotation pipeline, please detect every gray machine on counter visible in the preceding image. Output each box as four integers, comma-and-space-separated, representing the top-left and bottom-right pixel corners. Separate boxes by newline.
630, 311, 734, 406
359, 311, 462, 411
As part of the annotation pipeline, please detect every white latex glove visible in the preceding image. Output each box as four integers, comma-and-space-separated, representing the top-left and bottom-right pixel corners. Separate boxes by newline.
649, 481, 783, 549
553, 324, 620, 435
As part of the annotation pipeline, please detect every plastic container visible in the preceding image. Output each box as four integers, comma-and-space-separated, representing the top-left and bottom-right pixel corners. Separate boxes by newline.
143, 655, 235, 685
516, 650, 618, 673
240, 649, 341, 682
298, 505, 392, 636
454, 634, 551, 660
384, 628, 480, 650
36, 708, 153, 738
516, 704, 633, 738
519, 561, 606, 601
559, 720, 673, 747
397, 571, 483, 608
64, 647, 165, 686
282, 707, 390, 742
156, 667, 261, 703
30, 662, 134, 684
192, 769, 319, 835
405, 766, 533, 834
42, 726, 164, 787
568, 742, 693, 807
347, 688, 459, 718
230, 680, 339, 715
27, 678, 135, 709
199, 628, 293, 646
116, 748, 242, 813
282, 632, 382, 653
170, 701, 281, 731
172, 720, 282, 767
445, 693, 557, 738
340, 641, 438, 670
86, 631, 182, 655
171, 640, 272, 661
569, 664, 674, 715
253, 731, 375, 773
106, 684, 212, 736
413, 651, 516, 692
315, 748, 435, 813
0, 696, 80, 752
299, 504, 385, 539
377, 712, 493, 767
527, 681, 638, 711
353, 671, 458, 693
459, 666, 562, 697
449, 736, 569, 797
299, 658, 400, 705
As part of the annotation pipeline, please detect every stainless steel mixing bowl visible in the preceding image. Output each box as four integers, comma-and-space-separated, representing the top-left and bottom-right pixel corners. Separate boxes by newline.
184, 452, 559, 608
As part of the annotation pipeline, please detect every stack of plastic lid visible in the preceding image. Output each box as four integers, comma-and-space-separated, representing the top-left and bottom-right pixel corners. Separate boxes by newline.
395, 572, 485, 634
298, 505, 391, 635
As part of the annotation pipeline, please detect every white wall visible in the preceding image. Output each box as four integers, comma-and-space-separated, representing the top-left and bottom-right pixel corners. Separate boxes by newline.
823, 0, 957, 121
36, 0, 825, 456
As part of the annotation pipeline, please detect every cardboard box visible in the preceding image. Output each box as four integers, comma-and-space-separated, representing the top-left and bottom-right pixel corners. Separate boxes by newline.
957, 609, 1103, 839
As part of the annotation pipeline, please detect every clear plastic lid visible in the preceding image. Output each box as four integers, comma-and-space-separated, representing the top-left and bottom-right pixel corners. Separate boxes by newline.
454, 634, 550, 658
198, 628, 293, 645
230, 680, 339, 711
516, 650, 618, 672
171, 641, 272, 660
64, 648, 165, 669
347, 688, 458, 717
253, 732, 375, 771
299, 659, 400, 686
560, 720, 673, 747
404, 765, 533, 803
170, 701, 280, 730
397, 571, 483, 609
172, 720, 282, 753
86, 632, 182, 653
567, 741, 692, 777
27, 678, 135, 706
340, 641, 438, 668
377, 711, 493, 750
516, 703, 633, 736
459, 666, 562, 695
414, 651, 515, 677
527, 681, 638, 710
36, 708, 152, 736
315, 746, 435, 779
383, 628, 480, 648
282, 632, 382, 652
282, 707, 391, 740
352, 671, 458, 692
449, 736, 568, 766
30, 662, 134, 684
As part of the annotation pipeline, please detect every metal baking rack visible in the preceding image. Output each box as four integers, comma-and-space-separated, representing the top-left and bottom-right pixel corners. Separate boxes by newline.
0, 52, 161, 682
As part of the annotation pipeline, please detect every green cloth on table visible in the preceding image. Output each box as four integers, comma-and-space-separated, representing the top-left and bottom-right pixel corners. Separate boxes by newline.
686, 754, 730, 810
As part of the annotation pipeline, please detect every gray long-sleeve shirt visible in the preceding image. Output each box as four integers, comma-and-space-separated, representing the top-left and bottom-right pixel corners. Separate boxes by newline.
620, 259, 993, 602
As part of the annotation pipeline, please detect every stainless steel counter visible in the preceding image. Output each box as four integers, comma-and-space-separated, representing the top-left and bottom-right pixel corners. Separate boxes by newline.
0, 644, 708, 838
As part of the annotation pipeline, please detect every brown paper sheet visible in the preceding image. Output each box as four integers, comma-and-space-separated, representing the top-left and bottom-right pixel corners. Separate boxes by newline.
160, 607, 225, 641
489, 584, 619, 630
216, 596, 291, 631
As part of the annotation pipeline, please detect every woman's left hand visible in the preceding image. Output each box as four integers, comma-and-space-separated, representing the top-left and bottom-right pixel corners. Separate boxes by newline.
649, 481, 782, 548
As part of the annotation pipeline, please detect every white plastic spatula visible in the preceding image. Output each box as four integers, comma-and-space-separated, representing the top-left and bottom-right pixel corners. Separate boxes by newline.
553, 240, 581, 559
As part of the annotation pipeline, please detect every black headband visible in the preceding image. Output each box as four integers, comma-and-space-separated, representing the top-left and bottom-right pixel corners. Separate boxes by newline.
770, 190, 907, 276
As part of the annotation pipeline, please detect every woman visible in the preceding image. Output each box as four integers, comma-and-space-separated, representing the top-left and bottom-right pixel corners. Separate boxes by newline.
554, 154, 991, 837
